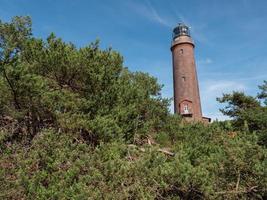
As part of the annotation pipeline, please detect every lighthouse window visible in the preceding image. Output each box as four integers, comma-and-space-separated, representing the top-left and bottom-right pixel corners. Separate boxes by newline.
180, 49, 183, 54
182, 76, 186, 82
184, 104, 189, 114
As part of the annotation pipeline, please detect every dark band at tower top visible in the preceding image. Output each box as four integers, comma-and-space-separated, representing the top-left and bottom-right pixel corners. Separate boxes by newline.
171, 23, 210, 123
173, 23, 190, 39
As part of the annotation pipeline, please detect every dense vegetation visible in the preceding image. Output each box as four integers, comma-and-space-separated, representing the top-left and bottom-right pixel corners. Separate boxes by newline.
0, 16, 266, 200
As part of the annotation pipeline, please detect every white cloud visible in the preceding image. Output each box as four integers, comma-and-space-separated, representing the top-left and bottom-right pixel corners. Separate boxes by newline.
197, 58, 213, 65
127, 0, 174, 28
127, 1, 210, 45
146, 3, 171, 27
208, 112, 230, 121
200, 80, 246, 121
205, 80, 246, 93
236, 74, 267, 81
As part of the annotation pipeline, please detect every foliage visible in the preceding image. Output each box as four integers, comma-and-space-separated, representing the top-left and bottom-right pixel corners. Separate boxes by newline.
0, 16, 169, 145
0, 16, 266, 200
258, 80, 267, 105
1, 124, 266, 200
217, 85, 267, 147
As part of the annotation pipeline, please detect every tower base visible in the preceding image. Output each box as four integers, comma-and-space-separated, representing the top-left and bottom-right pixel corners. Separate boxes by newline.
181, 115, 211, 123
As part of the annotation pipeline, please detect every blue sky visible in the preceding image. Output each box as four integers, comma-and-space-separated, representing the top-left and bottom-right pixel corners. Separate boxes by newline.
1, 0, 267, 120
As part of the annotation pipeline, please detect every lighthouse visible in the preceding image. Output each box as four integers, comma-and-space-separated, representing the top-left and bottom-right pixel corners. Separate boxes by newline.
171, 23, 210, 122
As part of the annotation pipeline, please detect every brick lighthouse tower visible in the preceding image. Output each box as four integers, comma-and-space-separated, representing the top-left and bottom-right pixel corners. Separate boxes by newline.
171, 23, 209, 122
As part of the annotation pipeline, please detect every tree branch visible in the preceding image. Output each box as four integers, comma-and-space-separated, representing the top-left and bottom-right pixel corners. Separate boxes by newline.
1, 61, 21, 109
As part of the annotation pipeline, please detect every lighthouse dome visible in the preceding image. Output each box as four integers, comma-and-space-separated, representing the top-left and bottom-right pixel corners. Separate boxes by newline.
173, 23, 190, 40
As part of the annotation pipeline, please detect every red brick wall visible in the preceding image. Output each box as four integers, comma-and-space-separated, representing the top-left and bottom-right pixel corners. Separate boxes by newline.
171, 36, 203, 121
